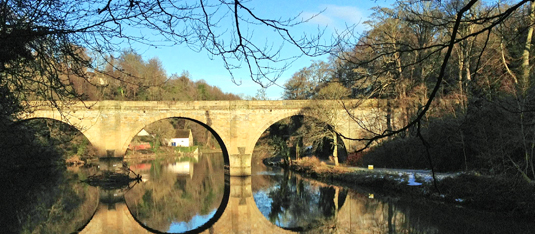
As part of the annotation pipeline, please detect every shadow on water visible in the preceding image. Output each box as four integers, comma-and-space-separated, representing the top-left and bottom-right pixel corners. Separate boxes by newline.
252, 167, 535, 234
0, 118, 100, 233
0, 165, 99, 234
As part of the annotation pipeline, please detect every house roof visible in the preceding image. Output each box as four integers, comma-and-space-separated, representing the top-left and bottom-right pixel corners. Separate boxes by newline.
174, 129, 191, 138
137, 129, 151, 136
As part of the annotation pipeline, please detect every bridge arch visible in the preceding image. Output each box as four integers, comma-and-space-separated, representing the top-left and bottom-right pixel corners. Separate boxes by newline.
125, 113, 230, 166
14, 116, 96, 152
17, 116, 85, 135
245, 108, 351, 161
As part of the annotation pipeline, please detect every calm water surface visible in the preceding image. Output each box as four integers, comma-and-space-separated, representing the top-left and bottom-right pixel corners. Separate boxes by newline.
124, 153, 226, 233
252, 167, 535, 234
2, 153, 535, 233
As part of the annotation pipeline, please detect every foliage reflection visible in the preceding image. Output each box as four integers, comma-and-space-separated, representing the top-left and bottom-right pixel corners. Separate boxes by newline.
254, 169, 347, 231
1, 166, 98, 234
124, 153, 225, 233
253, 168, 535, 234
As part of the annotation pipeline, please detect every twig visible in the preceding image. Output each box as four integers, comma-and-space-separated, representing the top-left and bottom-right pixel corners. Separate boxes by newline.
417, 120, 440, 193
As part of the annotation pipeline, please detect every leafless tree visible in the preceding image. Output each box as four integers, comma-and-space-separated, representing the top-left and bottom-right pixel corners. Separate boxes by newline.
330, 0, 535, 185
0, 0, 332, 120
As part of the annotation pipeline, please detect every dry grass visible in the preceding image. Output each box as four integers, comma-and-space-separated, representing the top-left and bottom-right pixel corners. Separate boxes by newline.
293, 157, 351, 174
296, 156, 324, 168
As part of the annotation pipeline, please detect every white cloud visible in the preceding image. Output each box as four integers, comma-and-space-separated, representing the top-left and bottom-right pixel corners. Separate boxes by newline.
301, 5, 366, 30
301, 11, 335, 26
323, 5, 365, 25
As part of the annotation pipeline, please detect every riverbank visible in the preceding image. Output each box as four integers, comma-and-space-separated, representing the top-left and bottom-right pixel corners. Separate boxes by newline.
124, 146, 223, 159
287, 157, 535, 218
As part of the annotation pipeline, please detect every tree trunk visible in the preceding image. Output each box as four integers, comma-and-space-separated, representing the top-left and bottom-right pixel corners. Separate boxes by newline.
518, 0, 535, 183
333, 187, 339, 220
520, 0, 534, 95
295, 141, 300, 160
458, 50, 465, 107
332, 132, 339, 166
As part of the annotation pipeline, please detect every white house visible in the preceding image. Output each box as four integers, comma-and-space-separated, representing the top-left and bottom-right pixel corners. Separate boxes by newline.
168, 129, 193, 147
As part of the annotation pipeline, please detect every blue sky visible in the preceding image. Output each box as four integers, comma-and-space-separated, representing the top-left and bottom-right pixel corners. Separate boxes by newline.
127, 0, 393, 100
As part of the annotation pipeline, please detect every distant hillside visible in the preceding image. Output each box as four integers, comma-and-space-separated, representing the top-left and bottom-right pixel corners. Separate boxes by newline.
71, 50, 240, 101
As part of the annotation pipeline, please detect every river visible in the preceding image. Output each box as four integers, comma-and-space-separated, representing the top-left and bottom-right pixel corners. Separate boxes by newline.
2, 153, 534, 234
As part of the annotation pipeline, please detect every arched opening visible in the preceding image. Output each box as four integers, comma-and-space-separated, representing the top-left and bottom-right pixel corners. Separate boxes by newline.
124, 117, 229, 166
2, 118, 99, 233
251, 114, 348, 174
8, 117, 96, 166
250, 114, 349, 231
123, 117, 229, 233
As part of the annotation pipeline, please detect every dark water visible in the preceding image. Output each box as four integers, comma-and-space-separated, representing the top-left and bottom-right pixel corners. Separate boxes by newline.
3, 154, 535, 234
1, 165, 99, 234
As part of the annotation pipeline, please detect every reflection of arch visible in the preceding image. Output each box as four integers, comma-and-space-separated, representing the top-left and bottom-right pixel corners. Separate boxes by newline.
127, 116, 230, 167
125, 175, 231, 234
338, 188, 348, 211
251, 172, 349, 232
74, 190, 100, 233
80, 175, 352, 233
221, 177, 294, 234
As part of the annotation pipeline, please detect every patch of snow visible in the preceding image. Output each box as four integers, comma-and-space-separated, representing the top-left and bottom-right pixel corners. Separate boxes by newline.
455, 198, 464, 202
407, 174, 422, 186
423, 176, 434, 182
256, 170, 283, 176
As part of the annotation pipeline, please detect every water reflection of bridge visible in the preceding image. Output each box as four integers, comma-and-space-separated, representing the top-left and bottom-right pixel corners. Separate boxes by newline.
80, 176, 409, 234
80, 177, 294, 234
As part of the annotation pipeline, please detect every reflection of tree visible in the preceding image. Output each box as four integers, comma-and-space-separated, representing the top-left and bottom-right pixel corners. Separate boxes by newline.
265, 170, 347, 231
125, 154, 225, 232
319, 187, 337, 218
4, 168, 99, 233
343, 192, 444, 234
338, 189, 535, 234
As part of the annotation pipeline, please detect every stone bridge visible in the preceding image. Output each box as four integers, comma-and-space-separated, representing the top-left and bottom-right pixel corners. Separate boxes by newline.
21, 100, 391, 176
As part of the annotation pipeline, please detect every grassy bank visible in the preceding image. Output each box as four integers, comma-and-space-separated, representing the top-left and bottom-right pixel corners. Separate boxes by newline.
288, 157, 535, 218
